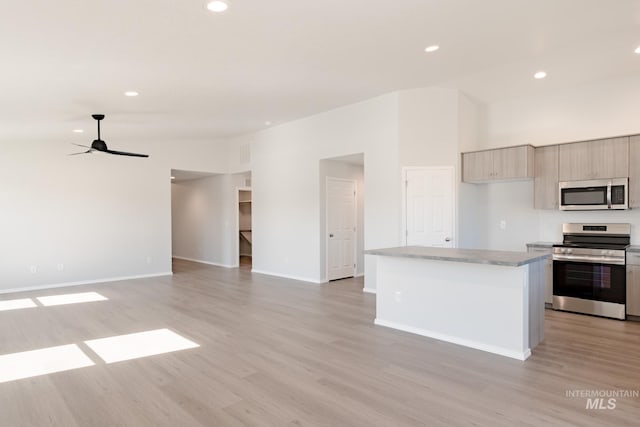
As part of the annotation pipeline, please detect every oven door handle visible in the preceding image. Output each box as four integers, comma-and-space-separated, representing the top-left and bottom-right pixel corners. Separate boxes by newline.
607, 181, 612, 209
553, 254, 625, 265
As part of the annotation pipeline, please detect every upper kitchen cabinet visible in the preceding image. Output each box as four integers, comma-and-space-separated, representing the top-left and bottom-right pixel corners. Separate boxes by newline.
629, 135, 640, 208
534, 145, 559, 210
462, 145, 534, 183
558, 137, 629, 181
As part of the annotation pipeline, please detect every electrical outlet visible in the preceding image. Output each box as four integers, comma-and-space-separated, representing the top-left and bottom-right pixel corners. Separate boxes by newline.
146, 256, 152, 264
284, 257, 289, 264
394, 291, 402, 303
57, 264, 64, 272
499, 220, 507, 230
29, 265, 37, 274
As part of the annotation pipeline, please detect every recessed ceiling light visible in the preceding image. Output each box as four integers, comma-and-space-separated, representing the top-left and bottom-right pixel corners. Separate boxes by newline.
424, 45, 439, 53
73, 129, 84, 133
171, 176, 176, 180
265, 121, 271, 126
124, 91, 139, 97
534, 71, 547, 79
207, 0, 229, 12
635, 46, 640, 54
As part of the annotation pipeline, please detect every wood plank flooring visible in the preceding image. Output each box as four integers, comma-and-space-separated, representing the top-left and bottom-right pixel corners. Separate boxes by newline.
0, 258, 639, 426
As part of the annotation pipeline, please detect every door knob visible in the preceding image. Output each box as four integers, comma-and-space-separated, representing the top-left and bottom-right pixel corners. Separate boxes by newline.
329, 234, 334, 238
444, 237, 451, 242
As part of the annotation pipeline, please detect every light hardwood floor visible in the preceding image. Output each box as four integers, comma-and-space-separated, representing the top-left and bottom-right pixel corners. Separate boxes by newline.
1, 259, 639, 426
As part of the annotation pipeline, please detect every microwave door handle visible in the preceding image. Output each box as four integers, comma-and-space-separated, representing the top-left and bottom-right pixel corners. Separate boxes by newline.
607, 181, 612, 209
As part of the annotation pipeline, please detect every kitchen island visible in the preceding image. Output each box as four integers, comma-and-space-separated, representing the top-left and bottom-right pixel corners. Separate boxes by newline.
365, 246, 549, 360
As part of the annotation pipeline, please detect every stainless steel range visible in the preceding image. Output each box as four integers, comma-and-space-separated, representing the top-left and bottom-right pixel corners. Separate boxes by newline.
552, 223, 630, 320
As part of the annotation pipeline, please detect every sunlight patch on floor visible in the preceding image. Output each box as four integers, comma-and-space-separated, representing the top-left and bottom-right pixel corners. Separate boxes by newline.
0, 299, 37, 312
0, 344, 94, 383
37, 292, 108, 307
84, 329, 200, 364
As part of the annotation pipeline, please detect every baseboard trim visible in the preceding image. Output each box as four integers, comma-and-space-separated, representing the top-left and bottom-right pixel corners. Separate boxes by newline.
374, 318, 530, 361
355, 272, 365, 278
0, 272, 174, 296
250, 269, 322, 284
172, 256, 235, 268
363, 287, 377, 294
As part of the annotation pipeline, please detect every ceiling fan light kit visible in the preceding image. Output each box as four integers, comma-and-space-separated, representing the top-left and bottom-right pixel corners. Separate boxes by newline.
69, 115, 149, 158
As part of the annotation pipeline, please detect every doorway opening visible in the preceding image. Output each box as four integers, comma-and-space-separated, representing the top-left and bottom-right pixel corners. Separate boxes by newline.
238, 188, 252, 269
170, 169, 222, 269
320, 153, 364, 283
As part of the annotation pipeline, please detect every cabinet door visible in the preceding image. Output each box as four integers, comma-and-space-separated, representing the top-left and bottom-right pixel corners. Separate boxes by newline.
534, 145, 559, 210
629, 135, 640, 208
590, 137, 628, 179
626, 264, 640, 317
559, 137, 629, 181
558, 141, 592, 181
494, 146, 534, 180
462, 150, 493, 182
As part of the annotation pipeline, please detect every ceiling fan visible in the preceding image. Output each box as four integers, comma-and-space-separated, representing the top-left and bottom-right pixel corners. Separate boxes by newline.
70, 114, 149, 158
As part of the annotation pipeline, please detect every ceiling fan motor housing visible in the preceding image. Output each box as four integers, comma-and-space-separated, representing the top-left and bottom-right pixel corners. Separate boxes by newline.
91, 140, 107, 150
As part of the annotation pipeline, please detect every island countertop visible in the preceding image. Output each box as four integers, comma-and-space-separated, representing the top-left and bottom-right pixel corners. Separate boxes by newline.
365, 246, 549, 267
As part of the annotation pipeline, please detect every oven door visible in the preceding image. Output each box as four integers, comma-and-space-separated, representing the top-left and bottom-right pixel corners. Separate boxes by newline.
553, 260, 626, 304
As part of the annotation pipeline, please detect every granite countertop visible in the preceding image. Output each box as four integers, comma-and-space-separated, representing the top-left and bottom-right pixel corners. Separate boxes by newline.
364, 246, 550, 267
627, 246, 640, 253
526, 241, 558, 248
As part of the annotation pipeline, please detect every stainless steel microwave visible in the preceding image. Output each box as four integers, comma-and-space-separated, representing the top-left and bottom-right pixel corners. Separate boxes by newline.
559, 178, 628, 210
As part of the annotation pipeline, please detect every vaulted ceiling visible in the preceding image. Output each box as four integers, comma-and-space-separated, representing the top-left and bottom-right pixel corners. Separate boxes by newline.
2, 0, 639, 143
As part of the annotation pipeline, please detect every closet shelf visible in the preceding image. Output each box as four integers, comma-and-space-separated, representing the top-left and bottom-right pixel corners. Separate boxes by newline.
240, 231, 252, 244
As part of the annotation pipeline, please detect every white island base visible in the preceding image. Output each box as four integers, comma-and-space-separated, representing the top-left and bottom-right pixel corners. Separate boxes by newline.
371, 251, 545, 361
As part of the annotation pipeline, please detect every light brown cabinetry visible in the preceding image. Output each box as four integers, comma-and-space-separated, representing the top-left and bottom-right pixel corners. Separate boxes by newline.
462, 145, 534, 183
558, 137, 629, 181
626, 252, 640, 318
629, 135, 640, 208
534, 145, 559, 210
527, 246, 553, 305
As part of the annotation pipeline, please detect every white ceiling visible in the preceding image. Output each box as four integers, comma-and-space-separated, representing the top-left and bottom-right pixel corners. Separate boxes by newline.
2, 0, 640, 144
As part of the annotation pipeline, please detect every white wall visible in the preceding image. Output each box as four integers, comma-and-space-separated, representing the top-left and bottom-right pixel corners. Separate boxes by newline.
227, 93, 400, 285
225, 88, 482, 287
172, 175, 227, 266
0, 139, 227, 292
398, 88, 483, 249
465, 73, 640, 251
483, 74, 640, 148
398, 88, 460, 168
171, 172, 249, 268
319, 159, 365, 280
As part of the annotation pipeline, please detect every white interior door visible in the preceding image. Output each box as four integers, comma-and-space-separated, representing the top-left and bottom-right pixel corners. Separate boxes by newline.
327, 178, 357, 281
404, 167, 455, 247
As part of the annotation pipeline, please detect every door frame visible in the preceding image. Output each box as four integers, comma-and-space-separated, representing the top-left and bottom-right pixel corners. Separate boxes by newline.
325, 176, 358, 281
235, 186, 252, 268
401, 166, 456, 247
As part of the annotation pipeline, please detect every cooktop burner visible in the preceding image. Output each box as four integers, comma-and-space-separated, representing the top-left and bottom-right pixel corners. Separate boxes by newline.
557, 223, 631, 251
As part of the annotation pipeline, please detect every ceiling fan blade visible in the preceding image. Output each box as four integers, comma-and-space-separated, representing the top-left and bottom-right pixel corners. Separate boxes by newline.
103, 149, 149, 158
68, 114, 149, 158
68, 150, 92, 156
